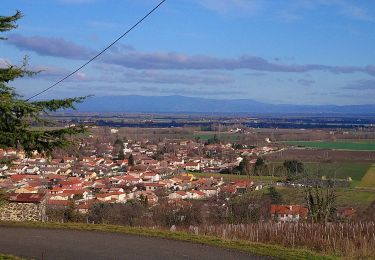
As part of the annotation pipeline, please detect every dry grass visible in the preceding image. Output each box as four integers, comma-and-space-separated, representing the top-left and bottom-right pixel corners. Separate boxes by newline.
184, 222, 375, 258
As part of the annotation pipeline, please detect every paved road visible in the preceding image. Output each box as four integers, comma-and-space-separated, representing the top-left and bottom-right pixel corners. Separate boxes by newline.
0, 226, 267, 260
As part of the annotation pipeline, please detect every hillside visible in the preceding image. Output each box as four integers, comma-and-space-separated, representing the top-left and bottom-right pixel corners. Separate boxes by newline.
74, 95, 375, 114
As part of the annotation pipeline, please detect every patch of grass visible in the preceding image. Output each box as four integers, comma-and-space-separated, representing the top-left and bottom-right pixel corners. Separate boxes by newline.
282, 140, 375, 151
275, 186, 375, 210
193, 172, 280, 183
194, 162, 371, 187
0, 254, 23, 260
303, 162, 371, 182
336, 189, 375, 209
267, 161, 370, 187
0, 222, 336, 260
358, 164, 375, 188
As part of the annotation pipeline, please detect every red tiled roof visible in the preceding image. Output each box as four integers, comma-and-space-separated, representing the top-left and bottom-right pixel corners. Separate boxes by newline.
10, 174, 40, 182
8, 192, 46, 203
190, 190, 205, 196
271, 204, 308, 217
61, 189, 86, 195
47, 200, 70, 206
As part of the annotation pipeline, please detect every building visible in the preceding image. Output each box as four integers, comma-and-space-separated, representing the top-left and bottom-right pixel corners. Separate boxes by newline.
0, 193, 47, 222
271, 204, 308, 222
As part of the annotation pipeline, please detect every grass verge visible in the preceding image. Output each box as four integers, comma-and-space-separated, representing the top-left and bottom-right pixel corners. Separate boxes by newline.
0, 221, 336, 260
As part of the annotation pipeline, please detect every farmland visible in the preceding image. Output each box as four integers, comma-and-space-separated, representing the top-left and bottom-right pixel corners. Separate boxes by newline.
194, 162, 371, 186
358, 164, 375, 188
303, 162, 371, 182
275, 186, 375, 210
193, 132, 241, 142
282, 140, 375, 151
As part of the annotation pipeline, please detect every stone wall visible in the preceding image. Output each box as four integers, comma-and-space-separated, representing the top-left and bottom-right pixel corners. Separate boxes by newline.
0, 202, 45, 222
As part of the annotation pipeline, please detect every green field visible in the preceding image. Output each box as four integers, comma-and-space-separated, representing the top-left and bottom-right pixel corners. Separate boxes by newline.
303, 162, 371, 182
336, 189, 375, 208
358, 164, 375, 188
275, 186, 375, 209
282, 140, 375, 151
193, 162, 371, 187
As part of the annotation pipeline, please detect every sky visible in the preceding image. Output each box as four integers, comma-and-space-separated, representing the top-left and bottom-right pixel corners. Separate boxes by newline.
1, 0, 375, 105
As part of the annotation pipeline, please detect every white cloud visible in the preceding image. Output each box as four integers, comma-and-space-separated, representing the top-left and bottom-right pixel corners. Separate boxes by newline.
197, 0, 264, 15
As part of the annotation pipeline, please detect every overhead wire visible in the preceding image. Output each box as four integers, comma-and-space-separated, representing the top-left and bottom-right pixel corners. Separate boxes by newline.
26, 0, 167, 101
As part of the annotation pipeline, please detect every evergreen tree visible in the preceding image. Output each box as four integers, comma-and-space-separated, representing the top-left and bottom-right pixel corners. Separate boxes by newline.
238, 157, 251, 175
0, 11, 86, 156
117, 149, 125, 160
128, 154, 135, 166
254, 157, 267, 176
268, 187, 282, 204
283, 160, 304, 181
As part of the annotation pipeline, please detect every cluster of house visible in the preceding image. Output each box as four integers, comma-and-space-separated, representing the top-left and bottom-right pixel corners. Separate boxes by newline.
0, 141, 260, 215
0, 135, 356, 223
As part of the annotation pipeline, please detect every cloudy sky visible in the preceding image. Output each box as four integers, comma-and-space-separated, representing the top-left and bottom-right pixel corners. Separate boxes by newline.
1, 0, 375, 105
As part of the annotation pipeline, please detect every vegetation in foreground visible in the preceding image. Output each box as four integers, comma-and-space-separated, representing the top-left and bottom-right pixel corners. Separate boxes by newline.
0, 253, 23, 260
0, 11, 86, 156
0, 221, 336, 260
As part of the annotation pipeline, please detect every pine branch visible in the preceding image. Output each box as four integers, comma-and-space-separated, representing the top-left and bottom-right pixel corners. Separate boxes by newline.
0, 10, 22, 39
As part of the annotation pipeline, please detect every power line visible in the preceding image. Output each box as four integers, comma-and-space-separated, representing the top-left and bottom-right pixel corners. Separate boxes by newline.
26, 0, 167, 101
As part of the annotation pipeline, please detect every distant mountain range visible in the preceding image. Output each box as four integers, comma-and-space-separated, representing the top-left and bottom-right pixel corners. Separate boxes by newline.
73, 95, 375, 115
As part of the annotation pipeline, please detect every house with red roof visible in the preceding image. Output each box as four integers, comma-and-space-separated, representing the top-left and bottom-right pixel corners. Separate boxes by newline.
144, 182, 165, 191
58, 179, 83, 190
189, 190, 206, 200
168, 191, 188, 200
142, 172, 160, 182
271, 204, 308, 222
184, 162, 201, 171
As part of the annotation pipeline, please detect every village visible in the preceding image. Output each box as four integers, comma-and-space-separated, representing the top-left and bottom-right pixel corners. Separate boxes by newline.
0, 126, 315, 223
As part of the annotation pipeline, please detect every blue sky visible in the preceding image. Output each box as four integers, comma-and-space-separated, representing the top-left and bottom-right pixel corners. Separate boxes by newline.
1, 0, 375, 105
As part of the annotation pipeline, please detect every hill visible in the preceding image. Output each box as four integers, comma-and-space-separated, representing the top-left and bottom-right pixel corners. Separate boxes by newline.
74, 95, 375, 114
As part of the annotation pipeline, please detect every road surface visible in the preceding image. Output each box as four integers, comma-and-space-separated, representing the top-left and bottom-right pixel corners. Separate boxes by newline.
0, 226, 268, 259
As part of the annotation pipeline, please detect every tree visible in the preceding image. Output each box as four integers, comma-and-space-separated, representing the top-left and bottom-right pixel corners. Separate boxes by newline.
206, 134, 220, 145
267, 186, 282, 204
303, 177, 336, 223
254, 157, 268, 176
237, 157, 252, 175
0, 189, 7, 207
128, 154, 135, 166
283, 160, 304, 181
114, 138, 124, 147
0, 11, 86, 156
117, 149, 125, 160
0, 11, 21, 39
